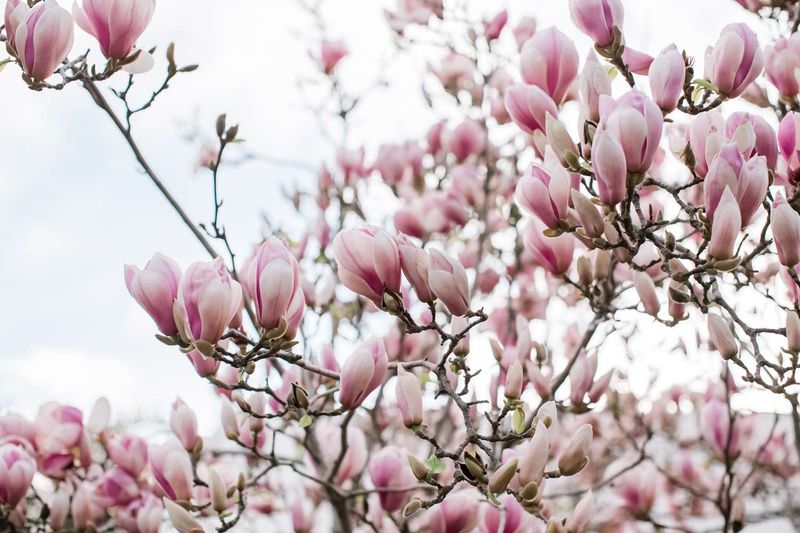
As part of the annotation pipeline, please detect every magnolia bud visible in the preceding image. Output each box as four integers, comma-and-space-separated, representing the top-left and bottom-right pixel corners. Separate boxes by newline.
707, 313, 738, 359
571, 190, 605, 239
221, 401, 239, 440
557, 424, 592, 476
594, 251, 612, 279
462, 451, 486, 482
403, 498, 423, 518
208, 468, 227, 514
290, 383, 310, 409
407, 455, 429, 481
577, 256, 593, 286
546, 114, 578, 167
520, 481, 539, 501
788, 312, 800, 352
488, 457, 518, 493
633, 271, 660, 317
452, 316, 471, 356
505, 360, 524, 400
164, 499, 204, 533
396, 367, 424, 427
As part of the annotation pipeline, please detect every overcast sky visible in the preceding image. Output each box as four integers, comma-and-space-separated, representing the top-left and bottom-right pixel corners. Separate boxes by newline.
0, 0, 768, 431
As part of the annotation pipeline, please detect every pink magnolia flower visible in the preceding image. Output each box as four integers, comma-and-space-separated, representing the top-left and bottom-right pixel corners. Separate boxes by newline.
512, 16, 537, 50
169, 398, 199, 451
373, 142, 424, 187
579, 52, 612, 122
35, 403, 90, 463
779, 112, 800, 180
0, 443, 36, 507
444, 120, 486, 162
336, 147, 368, 183
433, 53, 475, 91
484, 10, 507, 41
520, 26, 579, 104
427, 491, 479, 533
524, 222, 574, 275
108, 434, 148, 478
71, 483, 103, 530
116, 493, 162, 533
319, 39, 347, 74
427, 248, 471, 316
687, 110, 725, 177
333, 226, 401, 305
339, 338, 388, 409
176, 258, 243, 345
615, 465, 657, 516
5, 0, 74, 81
773, 193, 800, 267
395, 366, 423, 427
427, 119, 447, 157
766, 34, 800, 98
125, 253, 182, 336
649, 44, 685, 113
149, 440, 193, 501
505, 84, 558, 139
621, 46, 654, 75
317, 419, 368, 484
515, 148, 576, 229
591, 129, 627, 205
186, 348, 220, 377
725, 113, 777, 170
240, 237, 302, 331
569, 352, 597, 405
0, 415, 35, 444
568, 0, 624, 48
397, 234, 434, 302
708, 187, 742, 260
702, 400, 740, 456
73, 0, 155, 60
598, 90, 663, 173
368, 446, 415, 512
517, 420, 549, 486
705, 23, 764, 98
704, 145, 768, 226
95, 467, 140, 507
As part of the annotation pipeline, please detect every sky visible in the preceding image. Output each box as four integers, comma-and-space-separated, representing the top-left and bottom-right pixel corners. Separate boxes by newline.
0, 0, 772, 435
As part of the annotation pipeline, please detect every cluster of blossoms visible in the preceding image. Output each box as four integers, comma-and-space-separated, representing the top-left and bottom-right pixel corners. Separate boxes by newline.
8, 0, 800, 531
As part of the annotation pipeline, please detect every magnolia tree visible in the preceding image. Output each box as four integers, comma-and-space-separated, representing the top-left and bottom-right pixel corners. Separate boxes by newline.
6, 0, 800, 531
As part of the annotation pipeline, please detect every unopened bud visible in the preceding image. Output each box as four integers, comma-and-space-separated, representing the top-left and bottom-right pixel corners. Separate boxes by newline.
403, 498, 422, 518
557, 424, 592, 476
707, 313, 738, 359
504, 360, 524, 400
520, 481, 539, 501
290, 383, 309, 409
488, 457, 518, 494
208, 468, 227, 514
787, 312, 800, 352
594, 250, 612, 279
462, 451, 486, 482
577, 256, 593, 286
407, 455, 429, 481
